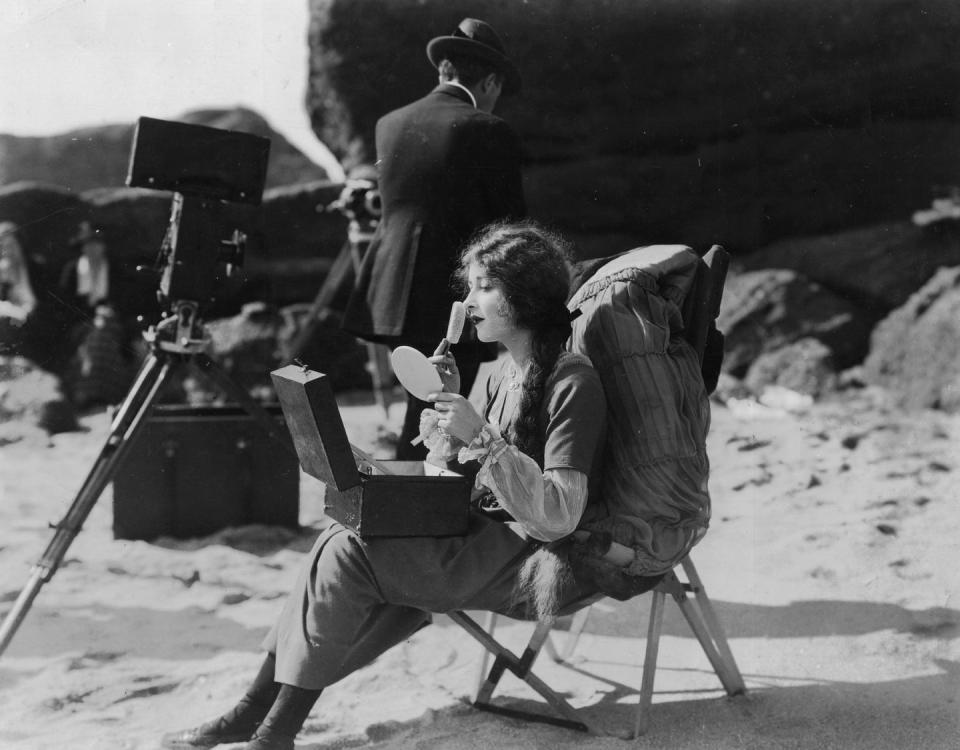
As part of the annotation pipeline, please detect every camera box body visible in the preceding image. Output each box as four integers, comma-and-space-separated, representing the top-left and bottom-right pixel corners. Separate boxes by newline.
112, 405, 300, 540
271, 364, 471, 537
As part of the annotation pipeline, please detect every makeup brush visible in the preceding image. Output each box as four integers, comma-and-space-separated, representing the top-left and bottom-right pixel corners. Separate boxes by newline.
409, 301, 467, 447
438, 300, 466, 355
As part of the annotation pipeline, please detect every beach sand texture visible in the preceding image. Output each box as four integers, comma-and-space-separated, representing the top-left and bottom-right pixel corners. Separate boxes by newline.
1, 387, 958, 749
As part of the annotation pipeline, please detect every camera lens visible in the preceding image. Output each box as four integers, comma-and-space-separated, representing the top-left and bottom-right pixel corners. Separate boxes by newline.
364, 190, 382, 218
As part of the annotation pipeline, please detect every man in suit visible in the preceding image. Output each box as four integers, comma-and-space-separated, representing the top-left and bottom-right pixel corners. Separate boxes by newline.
342, 17, 526, 459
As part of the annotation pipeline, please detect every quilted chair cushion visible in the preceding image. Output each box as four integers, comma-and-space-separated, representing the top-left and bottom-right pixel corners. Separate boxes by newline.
567, 245, 712, 578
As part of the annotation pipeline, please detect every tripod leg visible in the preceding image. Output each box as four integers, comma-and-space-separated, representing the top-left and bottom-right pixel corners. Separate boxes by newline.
0, 352, 174, 659
281, 240, 355, 363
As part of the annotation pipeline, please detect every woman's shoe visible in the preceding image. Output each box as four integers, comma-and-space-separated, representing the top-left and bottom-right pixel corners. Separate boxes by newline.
242, 725, 297, 750
160, 716, 256, 749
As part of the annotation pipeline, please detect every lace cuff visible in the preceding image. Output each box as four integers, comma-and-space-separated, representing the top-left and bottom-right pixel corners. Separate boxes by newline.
457, 423, 509, 465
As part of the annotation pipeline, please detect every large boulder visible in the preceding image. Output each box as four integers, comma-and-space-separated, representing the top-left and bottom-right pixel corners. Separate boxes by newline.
0, 183, 93, 371
306, 0, 960, 254
717, 268, 877, 378
1, 179, 350, 307
253, 180, 350, 305
0, 124, 133, 195
201, 302, 371, 400
743, 337, 837, 398
0, 179, 354, 374
738, 219, 960, 316
0, 182, 86, 275
862, 266, 960, 411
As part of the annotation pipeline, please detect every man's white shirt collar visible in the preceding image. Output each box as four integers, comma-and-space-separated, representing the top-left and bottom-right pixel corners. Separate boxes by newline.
445, 81, 477, 109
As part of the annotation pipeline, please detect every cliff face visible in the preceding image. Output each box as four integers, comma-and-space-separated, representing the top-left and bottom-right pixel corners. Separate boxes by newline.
305, 0, 960, 255
0, 108, 330, 193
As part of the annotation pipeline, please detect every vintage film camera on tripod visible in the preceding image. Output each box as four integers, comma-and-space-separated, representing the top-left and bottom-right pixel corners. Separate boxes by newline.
128, 116, 270, 351
325, 175, 382, 226
321, 173, 382, 271
0, 116, 291, 658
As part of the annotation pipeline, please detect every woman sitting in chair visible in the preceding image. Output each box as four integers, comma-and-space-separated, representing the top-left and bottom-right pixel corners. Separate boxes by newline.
162, 220, 611, 750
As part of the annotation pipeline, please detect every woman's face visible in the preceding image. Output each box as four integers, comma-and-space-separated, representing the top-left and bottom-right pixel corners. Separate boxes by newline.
464, 261, 514, 343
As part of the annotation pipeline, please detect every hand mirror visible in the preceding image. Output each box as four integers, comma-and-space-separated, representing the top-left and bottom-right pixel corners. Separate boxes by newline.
390, 346, 443, 401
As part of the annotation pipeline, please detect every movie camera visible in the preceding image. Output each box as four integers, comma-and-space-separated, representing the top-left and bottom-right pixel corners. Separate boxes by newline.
325, 177, 382, 225
0, 117, 282, 659
128, 116, 270, 352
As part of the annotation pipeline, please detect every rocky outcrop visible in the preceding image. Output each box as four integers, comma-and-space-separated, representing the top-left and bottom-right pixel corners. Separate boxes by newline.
743, 338, 837, 399
717, 269, 877, 378
0, 182, 86, 274
1, 179, 348, 305
0, 180, 351, 376
738, 220, 960, 316
862, 266, 960, 411
0, 108, 330, 193
201, 301, 371, 400
253, 180, 349, 305
306, 0, 960, 254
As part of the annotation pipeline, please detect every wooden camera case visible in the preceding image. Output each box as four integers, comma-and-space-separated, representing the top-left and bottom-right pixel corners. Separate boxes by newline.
271, 365, 471, 537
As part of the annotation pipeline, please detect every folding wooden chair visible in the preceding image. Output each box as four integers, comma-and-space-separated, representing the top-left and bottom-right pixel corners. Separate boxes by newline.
449, 245, 746, 739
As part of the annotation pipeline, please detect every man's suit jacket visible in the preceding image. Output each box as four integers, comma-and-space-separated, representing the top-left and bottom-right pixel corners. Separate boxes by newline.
343, 83, 526, 346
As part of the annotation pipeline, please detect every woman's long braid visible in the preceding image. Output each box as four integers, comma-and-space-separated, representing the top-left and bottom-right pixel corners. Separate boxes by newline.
458, 220, 576, 619
512, 328, 566, 467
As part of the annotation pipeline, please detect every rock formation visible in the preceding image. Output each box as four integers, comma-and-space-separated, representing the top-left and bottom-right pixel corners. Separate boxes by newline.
717, 268, 876, 377
863, 266, 960, 411
0, 179, 352, 380
739, 221, 960, 317
305, 0, 960, 256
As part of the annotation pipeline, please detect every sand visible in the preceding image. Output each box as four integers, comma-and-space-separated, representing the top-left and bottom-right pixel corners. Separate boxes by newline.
1, 384, 958, 749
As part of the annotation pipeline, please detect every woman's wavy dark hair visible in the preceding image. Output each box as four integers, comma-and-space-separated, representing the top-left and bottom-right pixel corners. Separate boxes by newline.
457, 220, 573, 466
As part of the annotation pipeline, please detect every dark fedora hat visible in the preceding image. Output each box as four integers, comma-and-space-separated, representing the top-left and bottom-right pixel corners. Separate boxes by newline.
426, 18, 521, 95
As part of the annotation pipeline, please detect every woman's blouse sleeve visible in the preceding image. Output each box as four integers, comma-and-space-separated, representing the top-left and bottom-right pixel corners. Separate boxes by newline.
463, 425, 588, 541
460, 357, 606, 542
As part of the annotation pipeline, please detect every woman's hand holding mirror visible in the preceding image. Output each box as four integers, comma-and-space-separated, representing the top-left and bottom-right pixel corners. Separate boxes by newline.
428, 340, 460, 394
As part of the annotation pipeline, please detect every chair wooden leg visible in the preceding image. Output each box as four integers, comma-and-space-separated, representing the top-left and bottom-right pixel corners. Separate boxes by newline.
680, 558, 746, 694
547, 606, 591, 663
474, 616, 556, 705
473, 611, 499, 701
633, 587, 667, 738
673, 593, 743, 695
451, 555, 745, 739
449, 611, 607, 735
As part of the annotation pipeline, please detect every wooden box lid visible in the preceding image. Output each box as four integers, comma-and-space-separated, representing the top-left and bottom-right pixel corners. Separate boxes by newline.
270, 364, 360, 491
